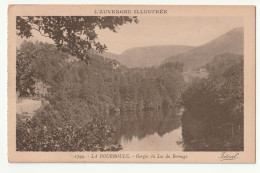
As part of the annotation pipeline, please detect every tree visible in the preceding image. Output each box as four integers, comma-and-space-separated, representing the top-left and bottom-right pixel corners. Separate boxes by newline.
16, 41, 69, 97
181, 57, 244, 151
16, 42, 38, 97
16, 16, 138, 62
16, 16, 138, 97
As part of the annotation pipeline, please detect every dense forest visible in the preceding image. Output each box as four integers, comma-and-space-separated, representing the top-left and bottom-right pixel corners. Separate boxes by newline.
181, 53, 244, 151
16, 16, 244, 152
16, 41, 185, 151
16, 41, 244, 152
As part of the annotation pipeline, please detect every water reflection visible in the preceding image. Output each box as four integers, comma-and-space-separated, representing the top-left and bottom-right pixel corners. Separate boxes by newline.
106, 107, 183, 151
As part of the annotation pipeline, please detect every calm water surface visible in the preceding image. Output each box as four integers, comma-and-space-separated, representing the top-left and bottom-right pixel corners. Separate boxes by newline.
107, 107, 184, 151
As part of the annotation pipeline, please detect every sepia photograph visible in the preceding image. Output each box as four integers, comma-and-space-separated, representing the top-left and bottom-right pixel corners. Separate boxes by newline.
8, 5, 256, 163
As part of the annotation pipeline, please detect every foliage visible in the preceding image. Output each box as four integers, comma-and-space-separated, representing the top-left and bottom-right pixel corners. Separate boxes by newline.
16, 45, 36, 97
16, 42, 185, 151
17, 113, 121, 151
16, 16, 138, 62
181, 54, 244, 151
16, 41, 69, 97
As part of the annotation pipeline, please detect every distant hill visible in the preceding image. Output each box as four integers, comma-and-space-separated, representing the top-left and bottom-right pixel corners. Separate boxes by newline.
102, 45, 193, 68
162, 27, 244, 69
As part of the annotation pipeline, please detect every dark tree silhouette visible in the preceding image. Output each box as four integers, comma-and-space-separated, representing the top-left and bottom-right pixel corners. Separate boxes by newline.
16, 16, 138, 96
16, 16, 138, 62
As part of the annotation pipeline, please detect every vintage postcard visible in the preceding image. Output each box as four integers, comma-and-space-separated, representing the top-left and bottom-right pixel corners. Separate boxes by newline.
8, 5, 256, 163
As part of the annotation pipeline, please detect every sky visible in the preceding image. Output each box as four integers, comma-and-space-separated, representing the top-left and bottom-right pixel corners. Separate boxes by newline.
17, 16, 243, 54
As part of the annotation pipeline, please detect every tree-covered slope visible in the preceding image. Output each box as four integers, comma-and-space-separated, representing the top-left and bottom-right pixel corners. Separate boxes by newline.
16, 41, 185, 151
181, 53, 244, 151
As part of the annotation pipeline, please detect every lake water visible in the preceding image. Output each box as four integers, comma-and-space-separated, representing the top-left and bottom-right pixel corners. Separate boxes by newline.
107, 107, 184, 151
